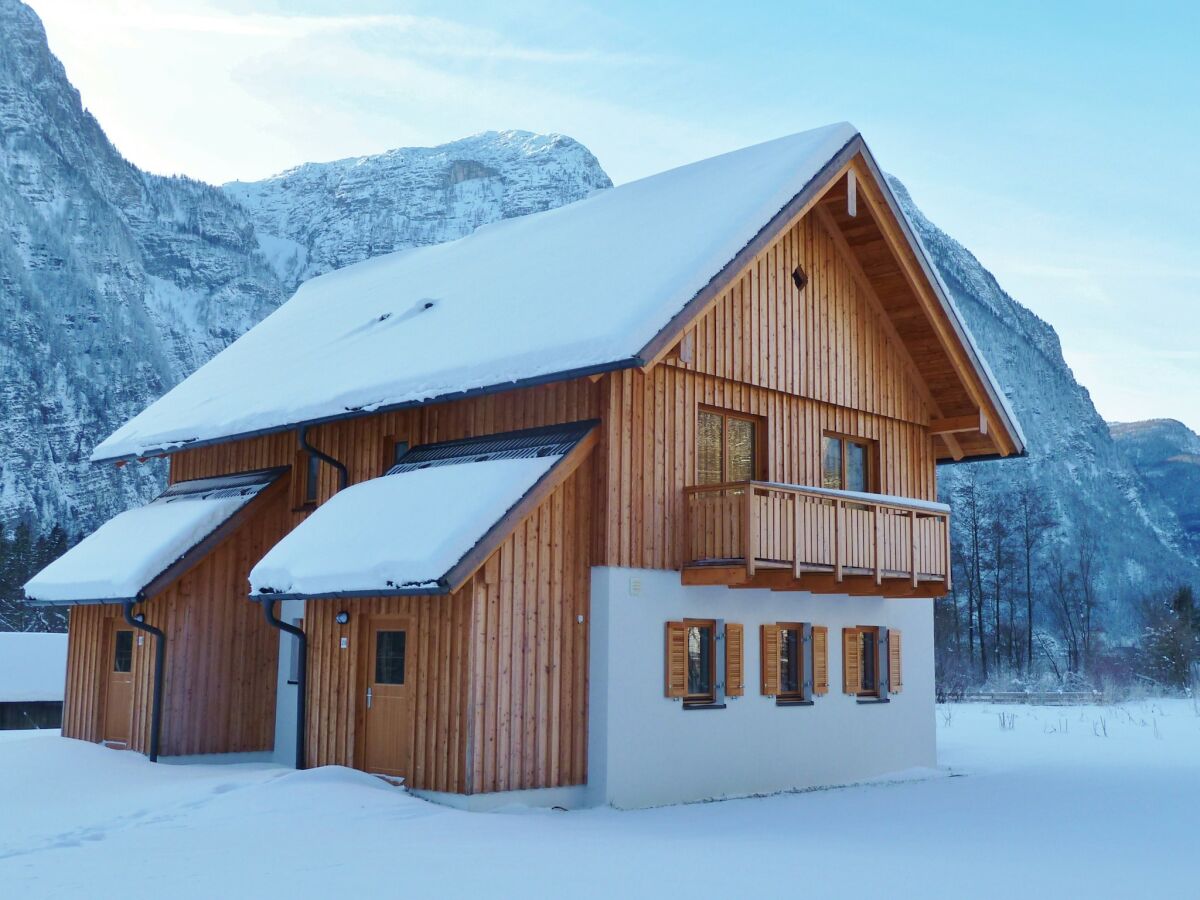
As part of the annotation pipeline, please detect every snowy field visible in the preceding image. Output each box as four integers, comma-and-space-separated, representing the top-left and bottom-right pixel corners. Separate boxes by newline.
1, 701, 1195, 899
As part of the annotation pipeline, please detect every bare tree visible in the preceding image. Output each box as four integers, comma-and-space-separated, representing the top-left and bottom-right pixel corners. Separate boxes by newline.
1014, 478, 1056, 671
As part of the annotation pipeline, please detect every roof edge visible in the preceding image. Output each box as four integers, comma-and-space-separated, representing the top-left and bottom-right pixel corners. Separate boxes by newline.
853, 146, 1027, 457
92, 360, 635, 465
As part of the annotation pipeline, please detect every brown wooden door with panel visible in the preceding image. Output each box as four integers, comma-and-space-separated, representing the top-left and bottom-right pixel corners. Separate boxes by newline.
362, 618, 414, 779
102, 624, 134, 747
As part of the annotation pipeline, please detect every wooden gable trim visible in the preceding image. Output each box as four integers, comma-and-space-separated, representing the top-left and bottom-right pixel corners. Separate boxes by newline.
812, 205, 965, 461
442, 425, 599, 593
845, 152, 1023, 458
139, 468, 290, 601
636, 134, 864, 372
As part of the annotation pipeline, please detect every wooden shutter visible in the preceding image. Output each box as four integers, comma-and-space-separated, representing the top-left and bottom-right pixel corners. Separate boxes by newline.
665, 621, 687, 698
842, 627, 861, 695
812, 625, 829, 695
760, 624, 781, 696
888, 628, 903, 693
725, 623, 745, 697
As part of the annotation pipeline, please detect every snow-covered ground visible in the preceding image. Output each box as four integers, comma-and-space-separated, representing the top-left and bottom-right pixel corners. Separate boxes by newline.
1, 701, 1195, 899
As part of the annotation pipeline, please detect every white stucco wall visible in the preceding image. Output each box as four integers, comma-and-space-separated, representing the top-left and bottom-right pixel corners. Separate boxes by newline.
587, 566, 935, 809
272, 599, 305, 767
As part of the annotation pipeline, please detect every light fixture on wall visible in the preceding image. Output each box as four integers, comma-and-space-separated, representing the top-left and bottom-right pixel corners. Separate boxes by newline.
335, 611, 350, 625
134, 613, 145, 623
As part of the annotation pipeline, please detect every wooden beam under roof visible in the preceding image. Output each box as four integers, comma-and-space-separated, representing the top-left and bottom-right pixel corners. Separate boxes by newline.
930, 411, 988, 436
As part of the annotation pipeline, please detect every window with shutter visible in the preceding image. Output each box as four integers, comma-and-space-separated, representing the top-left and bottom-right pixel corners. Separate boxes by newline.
812, 626, 829, 695
725, 623, 745, 697
888, 629, 903, 693
844, 626, 887, 698
760, 624, 781, 696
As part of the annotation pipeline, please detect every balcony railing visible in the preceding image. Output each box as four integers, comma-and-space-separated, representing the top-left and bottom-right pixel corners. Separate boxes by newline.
683, 481, 951, 590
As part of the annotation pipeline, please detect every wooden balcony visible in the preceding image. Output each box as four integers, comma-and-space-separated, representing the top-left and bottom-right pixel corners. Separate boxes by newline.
682, 481, 952, 598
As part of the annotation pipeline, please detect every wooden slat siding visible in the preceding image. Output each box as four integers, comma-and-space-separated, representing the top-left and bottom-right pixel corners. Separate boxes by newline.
302, 461, 590, 795
601, 367, 936, 571
59, 494, 287, 756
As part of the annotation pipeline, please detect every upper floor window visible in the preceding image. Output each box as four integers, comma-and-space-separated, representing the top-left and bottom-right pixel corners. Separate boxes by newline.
303, 451, 320, 505
293, 449, 321, 509
697, 408, 763, 485
821, 433, 874, 493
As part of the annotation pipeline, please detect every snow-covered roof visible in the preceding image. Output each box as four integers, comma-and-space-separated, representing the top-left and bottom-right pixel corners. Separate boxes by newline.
250, 424, 593, 597
92, 123, 860, 461
0, 632, 67, 702
25, 470, 284, 605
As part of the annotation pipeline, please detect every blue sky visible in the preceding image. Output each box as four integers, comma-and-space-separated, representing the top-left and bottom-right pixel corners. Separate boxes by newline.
31, 0, 1200, 431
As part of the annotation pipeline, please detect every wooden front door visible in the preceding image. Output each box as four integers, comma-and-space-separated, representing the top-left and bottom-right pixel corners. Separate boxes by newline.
102, 624, 135, 747
362, 618, 414, 780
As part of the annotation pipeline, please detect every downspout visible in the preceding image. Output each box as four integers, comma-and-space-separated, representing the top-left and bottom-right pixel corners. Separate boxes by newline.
299, 425, 348, 492
123, 599, 165, 762
260, 597, 306, 770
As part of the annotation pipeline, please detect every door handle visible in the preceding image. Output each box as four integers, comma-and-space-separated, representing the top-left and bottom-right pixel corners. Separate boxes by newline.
366, 687, 373, 709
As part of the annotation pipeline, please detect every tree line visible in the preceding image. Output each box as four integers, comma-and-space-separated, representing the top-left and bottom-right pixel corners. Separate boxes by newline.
0, 523, 69, 632
936, 468, 1199, 696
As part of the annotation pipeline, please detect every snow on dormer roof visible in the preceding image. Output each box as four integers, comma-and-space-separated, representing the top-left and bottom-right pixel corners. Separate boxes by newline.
92, 123, 860, 461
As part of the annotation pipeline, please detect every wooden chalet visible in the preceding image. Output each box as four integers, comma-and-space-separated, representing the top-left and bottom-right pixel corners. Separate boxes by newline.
27, 123, 1023, 808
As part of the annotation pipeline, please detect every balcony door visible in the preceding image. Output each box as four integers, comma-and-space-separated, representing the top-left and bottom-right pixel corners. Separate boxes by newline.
102, 622, 134, 748
361, 617, 415, 780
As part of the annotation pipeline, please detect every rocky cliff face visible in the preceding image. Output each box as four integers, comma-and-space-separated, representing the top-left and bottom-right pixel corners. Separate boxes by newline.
891, 177, 1199, 620
0, 0, 283, 537
223, 131, 611, 290
0, 0, 608, 548
1110, 419, 1200, 558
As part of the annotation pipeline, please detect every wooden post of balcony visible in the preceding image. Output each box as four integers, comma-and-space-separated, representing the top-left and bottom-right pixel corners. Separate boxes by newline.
793, 493, 804, 580
943, 514, 953, 592
878, 504, 888, 588
910, 509, 918, 588
744, 486, 757, 578
834, 498, 843, 582
681, 488, 691, 568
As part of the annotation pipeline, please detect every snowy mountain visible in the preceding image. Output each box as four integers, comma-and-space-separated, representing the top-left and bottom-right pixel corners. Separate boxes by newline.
224, 133, 611, 290
1110, 419, 1200, 558
0, 0, 283, 540
892, 177, 1200, 615
2, 0, 1194, 632
0, 0, 608, 551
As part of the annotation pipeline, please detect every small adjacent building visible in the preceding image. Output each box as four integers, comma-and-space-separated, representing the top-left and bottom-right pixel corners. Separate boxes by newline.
0, 631, 68, 730
26, 123, 1024, 808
